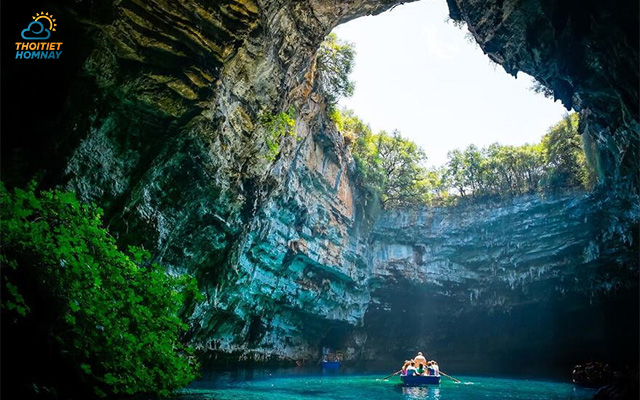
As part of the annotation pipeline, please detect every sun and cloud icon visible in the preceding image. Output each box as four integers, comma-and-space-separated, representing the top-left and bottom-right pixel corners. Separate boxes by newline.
21, 12, 57, 40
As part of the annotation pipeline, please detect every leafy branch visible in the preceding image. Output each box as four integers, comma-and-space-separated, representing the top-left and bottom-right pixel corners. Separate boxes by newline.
260, 105, 297, 161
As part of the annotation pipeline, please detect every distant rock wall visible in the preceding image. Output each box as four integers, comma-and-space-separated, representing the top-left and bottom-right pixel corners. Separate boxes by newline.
362, 193, 639, 374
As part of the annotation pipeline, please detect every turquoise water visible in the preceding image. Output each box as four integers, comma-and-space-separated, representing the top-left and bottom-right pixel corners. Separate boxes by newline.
179, 370, 597, 400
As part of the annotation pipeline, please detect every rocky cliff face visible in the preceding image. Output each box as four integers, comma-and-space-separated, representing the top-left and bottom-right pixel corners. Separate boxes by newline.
2, 0, 638, 372
363, 193, 638, 374
186, 98, 374, 361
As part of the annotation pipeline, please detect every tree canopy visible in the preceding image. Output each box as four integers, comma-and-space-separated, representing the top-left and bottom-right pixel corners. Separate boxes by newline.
542, 113, 594, 190
331, 108, 594, 208
444, 142, 547, 197
351, 129, 431, 207
315, 33, 356, 108
318, 35, 594, 208
442, 113, 594, 198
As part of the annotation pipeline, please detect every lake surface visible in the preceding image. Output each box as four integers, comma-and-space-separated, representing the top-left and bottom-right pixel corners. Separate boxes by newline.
178, 369, 597, 400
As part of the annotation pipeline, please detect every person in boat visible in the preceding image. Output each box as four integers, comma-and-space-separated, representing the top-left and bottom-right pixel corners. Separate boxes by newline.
405, 361, 418, 376
401, 360, 412, 376
414, 352, 427, 367
322, 346, 329, 362
415, 362, 426, 376
429, 360, 440, 376
425, 361, 434, 376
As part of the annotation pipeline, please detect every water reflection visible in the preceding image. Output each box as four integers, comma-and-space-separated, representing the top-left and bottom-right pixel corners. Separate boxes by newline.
321, 368, 342, 376
401, 386, 441, 399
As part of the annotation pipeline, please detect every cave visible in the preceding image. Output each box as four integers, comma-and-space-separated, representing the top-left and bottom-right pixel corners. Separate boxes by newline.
1, 0, 638, 398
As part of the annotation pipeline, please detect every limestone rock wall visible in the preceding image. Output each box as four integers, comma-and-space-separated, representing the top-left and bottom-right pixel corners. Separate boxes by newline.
188, 98, 374, 361
363, 193, 638, 373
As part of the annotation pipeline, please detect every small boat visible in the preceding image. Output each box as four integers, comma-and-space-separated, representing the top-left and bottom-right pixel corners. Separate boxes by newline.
321, 360, 341, 370
401, 374, 441, 386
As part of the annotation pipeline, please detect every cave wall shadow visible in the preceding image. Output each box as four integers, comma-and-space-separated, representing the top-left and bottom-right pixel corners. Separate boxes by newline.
360, 279, 639, 378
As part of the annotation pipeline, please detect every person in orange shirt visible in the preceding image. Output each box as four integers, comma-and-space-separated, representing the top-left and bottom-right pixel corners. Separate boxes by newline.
414, 352, 427, 367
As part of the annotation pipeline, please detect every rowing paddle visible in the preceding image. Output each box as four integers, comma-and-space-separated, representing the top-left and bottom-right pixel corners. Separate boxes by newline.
439, 370, 462, 383
381, 369, 402, 380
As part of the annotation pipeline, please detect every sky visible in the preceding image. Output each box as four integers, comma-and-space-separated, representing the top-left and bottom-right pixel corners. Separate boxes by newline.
332, 0, 569, 167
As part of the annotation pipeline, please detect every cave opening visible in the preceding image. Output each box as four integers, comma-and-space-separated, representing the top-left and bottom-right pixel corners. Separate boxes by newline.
0, 0, 637, 397
319, 325, 350, 350
330, 0, 568, 168
313, 0, 639, 379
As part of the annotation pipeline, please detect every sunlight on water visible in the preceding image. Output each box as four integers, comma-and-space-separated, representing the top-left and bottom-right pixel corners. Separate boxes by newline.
178, 371, 596, 400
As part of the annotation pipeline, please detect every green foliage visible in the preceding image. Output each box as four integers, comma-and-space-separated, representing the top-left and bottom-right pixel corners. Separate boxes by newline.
0, 183, 200, 397
350, 125, 431, 208
260, 106, 297, 161
330, 107, 371, 145
445, 142, 546, 197
336, 108, 594, 208
541, 113, 595, 190
444, 113, 593, 198
313, 33, 592, 205
316, 33, 356, 107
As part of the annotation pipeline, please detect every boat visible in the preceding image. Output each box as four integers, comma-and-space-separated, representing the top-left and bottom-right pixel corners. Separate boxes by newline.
321, 360, 341, 370
401, 374, 441, 386
319, 348, 343, 370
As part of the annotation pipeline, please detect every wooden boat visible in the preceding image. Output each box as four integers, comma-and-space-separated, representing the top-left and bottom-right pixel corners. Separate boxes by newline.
321, 360, 341, 370
401, 374, 441, 386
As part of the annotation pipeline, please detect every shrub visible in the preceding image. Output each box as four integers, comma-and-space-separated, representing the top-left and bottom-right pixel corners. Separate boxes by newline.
260, 106, 296, 161
0, 182, 200, 398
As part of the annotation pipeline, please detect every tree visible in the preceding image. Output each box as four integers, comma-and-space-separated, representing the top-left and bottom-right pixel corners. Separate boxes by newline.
463, 144, 483, 196
446, 142, 547, 198
376, 130, 430, 207
445, 149, 467, 196
517, 143, 546, 193
422, 166, 453, 205
1, 183, 200, 398
316, 33, 356, 107
330, 107, 371, 145
541, 113, 593, 190
350, 127, 430, 208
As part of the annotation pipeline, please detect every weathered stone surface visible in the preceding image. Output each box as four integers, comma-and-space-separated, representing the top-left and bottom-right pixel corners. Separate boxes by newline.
187, 101, 373, 361
363, 192, 639, 374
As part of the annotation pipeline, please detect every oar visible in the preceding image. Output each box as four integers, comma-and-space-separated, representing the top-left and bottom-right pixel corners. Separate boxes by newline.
381, 369, 402, 380
439, 370, 462, 383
